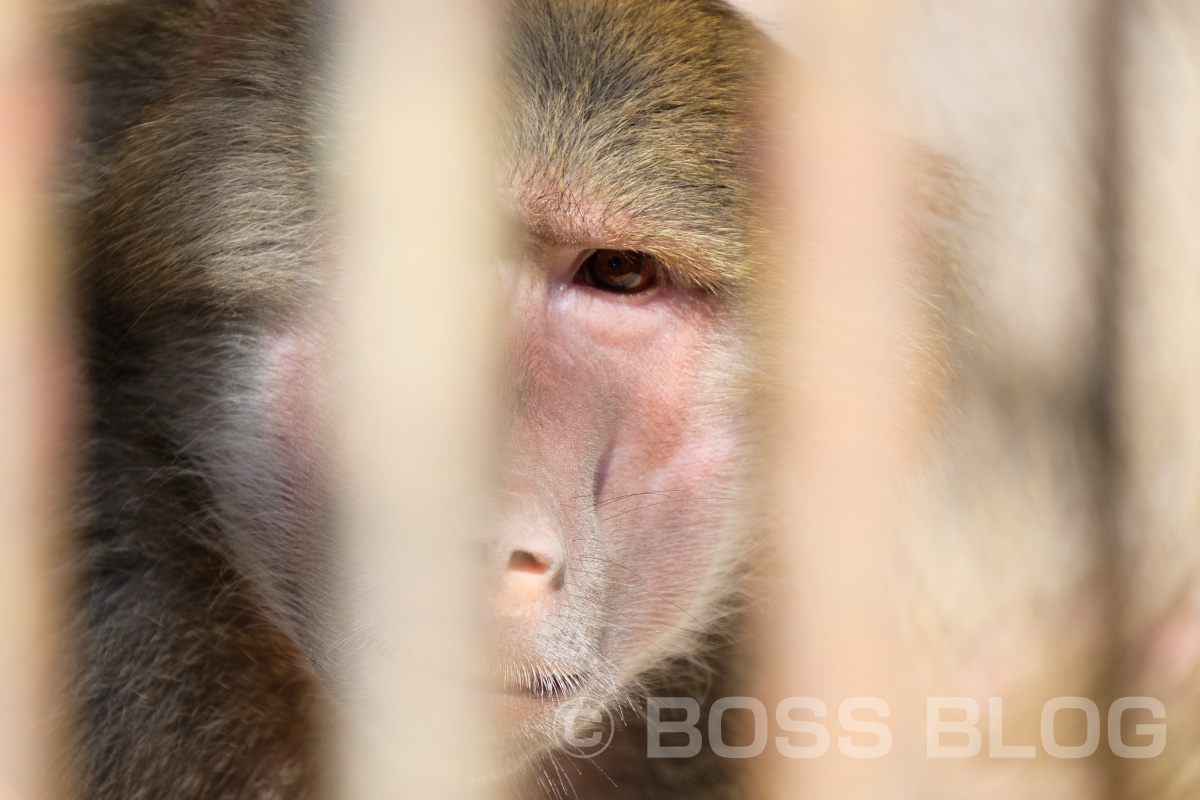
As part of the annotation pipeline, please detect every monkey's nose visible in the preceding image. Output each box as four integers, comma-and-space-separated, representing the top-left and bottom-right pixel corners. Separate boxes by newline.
507, 548, 551, 575
493, 538, 565, 617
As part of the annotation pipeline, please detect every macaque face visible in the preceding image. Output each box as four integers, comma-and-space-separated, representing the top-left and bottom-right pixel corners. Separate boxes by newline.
488, 232, 747, 745
485, 0, 767, 760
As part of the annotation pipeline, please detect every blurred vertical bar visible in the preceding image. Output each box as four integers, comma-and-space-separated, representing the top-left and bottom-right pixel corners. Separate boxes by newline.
1118, 3, 1200, 799
758, 1, 922, 798
886, 2, 1115, 797
0, 2, 66, 800
335, 0, 497, 797
1087, 2, 1127, 798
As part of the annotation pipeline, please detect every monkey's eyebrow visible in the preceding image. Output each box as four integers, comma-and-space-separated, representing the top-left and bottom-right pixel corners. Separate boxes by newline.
514, 211, 609, 249
523, 226, 574, 248
516, 210, 660, 255
508, 183, 648, 249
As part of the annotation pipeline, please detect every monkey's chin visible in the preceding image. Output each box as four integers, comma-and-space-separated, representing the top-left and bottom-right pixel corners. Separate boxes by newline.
479, 669, 596, 781
477, 697, 559, 785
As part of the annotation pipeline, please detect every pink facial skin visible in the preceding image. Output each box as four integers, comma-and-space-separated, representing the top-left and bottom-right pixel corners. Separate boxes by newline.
236, 322, 335, 645
263, 326, 331, 506
488, 228, 745, 721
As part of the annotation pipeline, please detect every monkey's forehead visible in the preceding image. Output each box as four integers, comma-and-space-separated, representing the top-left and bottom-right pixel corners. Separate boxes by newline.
498, 0, 771, 290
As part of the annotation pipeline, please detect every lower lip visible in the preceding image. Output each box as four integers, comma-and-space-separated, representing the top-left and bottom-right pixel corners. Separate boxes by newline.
489, 675, 588, 713
488, 688, 555, 726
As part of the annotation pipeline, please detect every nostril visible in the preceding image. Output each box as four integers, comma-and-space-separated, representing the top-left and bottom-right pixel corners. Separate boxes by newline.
507, 549, 550, 575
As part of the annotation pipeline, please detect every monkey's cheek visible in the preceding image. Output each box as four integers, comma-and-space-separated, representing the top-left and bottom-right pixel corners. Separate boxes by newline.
262, 326, 333, 499
597, 515, 734, 678
615, 539, 726, 673
605, 434, 746, 672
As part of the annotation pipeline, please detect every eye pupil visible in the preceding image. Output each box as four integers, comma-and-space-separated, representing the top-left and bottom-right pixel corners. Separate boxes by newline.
576, 249, 658, 294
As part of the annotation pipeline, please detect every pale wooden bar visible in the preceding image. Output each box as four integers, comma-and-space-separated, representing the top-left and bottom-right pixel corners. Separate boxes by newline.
754, 0, 1133, 797
335, 0, 498, 797
757, 2, 923, 797
0, 2, 67, 799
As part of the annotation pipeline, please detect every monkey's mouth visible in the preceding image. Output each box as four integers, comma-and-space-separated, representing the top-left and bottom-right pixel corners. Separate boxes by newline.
498, 669, 589, 700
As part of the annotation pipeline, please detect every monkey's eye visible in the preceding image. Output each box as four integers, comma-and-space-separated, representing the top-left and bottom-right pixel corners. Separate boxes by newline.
574, 250, 659, 294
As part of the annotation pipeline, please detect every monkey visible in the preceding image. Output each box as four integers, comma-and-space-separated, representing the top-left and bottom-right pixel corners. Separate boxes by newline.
60, 0, 995, 799
62, 0, 780, 797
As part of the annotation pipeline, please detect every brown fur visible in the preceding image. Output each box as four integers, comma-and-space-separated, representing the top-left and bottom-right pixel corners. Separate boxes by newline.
64, 1, 333, 797
502, 0, 768, 293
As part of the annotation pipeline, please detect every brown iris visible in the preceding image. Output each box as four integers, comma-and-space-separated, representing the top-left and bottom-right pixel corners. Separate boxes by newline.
574, 249, 659, 294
